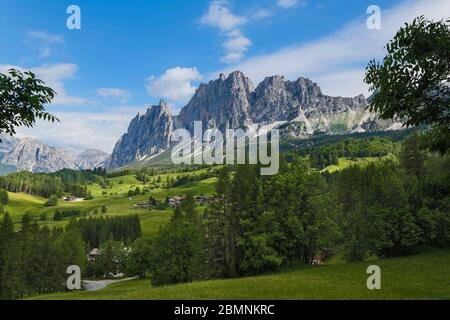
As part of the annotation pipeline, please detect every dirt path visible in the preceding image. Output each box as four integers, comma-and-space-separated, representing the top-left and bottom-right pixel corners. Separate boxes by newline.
83, 277, 137, 291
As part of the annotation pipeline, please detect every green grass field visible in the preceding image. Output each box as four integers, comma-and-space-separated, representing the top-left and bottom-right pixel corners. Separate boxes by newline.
321, 155, 397, 173
30, 249, 450, 300
4, 168, 217, 236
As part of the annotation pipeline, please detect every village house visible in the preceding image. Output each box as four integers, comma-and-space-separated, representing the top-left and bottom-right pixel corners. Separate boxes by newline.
195, 195, 209, 205
88, 248, 100, 262
168, 195, 186, 208
133, 201, 150, 209
64, 196, 77, 202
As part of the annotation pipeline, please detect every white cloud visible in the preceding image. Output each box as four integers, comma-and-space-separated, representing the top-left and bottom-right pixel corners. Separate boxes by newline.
221, 29, 252, 63
216, 0, 450, 97
200, 1, 251, 64
251, 8, 273, 20
26, 30, 63, 58
0, 63, 88, 105
277, 0, 303, 8
200, 0, 247, 31
97, 88, 131, 103
146, 67, 203, 103
16, 107, 147, 154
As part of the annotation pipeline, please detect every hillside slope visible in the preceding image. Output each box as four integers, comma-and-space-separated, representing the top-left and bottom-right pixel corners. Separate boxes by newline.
30, 250, 450, 300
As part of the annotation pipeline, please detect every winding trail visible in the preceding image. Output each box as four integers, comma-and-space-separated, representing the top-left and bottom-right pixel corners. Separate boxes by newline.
83, 277, 137, 291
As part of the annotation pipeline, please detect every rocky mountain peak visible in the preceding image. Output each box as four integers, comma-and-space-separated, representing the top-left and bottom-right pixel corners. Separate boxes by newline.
108, 101, 174, 168
178, 70, 254, 132
75, 149, 109, 170
108, 70, 398, 169
2, 137, 78, 172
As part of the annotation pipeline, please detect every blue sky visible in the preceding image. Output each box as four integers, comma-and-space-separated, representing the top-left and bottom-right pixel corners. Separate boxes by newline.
1, 0, 448, 153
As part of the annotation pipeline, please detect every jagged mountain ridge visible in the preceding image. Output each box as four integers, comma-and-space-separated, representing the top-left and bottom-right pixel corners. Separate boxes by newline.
75, 149, 110, 170
2, 138, 79, 172
0, 135, 19, 161
108, 71, 400, 169
0, 136, 110, 173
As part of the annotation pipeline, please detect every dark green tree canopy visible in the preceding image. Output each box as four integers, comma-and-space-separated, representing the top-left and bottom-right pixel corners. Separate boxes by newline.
365, 16, 450, 153
0, 69, 58, 139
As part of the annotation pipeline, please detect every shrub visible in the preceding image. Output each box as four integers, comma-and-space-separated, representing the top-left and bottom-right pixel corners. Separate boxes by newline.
45, 195, 59, 207
0, 189, 9, 205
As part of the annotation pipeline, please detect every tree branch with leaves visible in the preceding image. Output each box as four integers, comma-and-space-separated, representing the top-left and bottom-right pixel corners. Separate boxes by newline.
0, 69, 58, 140
365, 16, 450, 154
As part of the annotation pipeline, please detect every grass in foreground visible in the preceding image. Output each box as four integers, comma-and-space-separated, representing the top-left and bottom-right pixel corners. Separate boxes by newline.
31, 249, 450, 300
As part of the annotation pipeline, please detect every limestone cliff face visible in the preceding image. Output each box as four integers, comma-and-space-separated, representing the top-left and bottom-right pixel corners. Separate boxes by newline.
0, 134, 19, 161
75, 149, 109, 170
108, 71, 396, 169
108, 100, 174, 168
2, 138, 78, 172
178, 71, 254, 132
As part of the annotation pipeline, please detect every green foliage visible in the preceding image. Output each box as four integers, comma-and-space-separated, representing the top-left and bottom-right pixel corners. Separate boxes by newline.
68, 215, 142, 249
336, 151, 450, 261
0, 189, 8, 205
45, 195, 59, 207
0, 69, 57, 138
294, 136, 402, 169
0, 212, 86, 300
205, 163, 341, 278
53, 209, 81, 221
365, 16, 450, 154
125, 237, 153, 279
39, 212, 47, 221
92, 240, 129, 278
148, 214, 203, 286
0, 169, 99, 199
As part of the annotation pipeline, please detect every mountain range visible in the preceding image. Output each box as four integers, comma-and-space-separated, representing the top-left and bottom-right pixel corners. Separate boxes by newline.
0, 135, 109, 173
0, 70, 402, 173
108, 71, 401, 169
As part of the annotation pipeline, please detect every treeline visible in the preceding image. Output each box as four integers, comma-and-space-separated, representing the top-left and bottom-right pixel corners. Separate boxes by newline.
281, 128, 414, 152
294, 137, 402, 169
0, 213, 86, 299
126, 133, 449, 286
107, 164, 212, 179
334, 134, 450, 260
0, 169, 100, 198
68, 215, 142, 249
0, 171, 64, 198
165, 171, 217, 188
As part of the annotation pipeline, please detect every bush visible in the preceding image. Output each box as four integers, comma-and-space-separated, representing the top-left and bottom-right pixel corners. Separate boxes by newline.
53, 210, 63, 221
0, 189, 9, 205
45, 195, 59, 207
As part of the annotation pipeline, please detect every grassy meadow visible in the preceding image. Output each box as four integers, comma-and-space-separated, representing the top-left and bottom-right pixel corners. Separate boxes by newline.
30, 249, 450, 300
4, 168, 217, 237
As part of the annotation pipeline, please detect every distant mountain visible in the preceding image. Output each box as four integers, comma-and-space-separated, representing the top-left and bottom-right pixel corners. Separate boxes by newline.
2, 138, 78, 172
108, 71, 401, 169
0, 136, 109, 173
0, 134, 19, 161
75, 149, 109, 170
